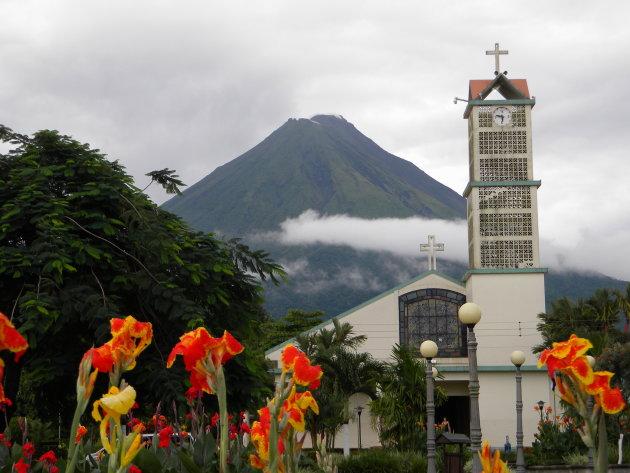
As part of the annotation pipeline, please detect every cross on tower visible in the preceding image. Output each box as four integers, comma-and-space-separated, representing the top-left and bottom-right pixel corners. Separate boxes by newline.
420, 235, 444, 271
485, 43, 508, 74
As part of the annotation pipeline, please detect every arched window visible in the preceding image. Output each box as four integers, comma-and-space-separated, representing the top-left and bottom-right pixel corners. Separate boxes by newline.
399, 288, 466, 357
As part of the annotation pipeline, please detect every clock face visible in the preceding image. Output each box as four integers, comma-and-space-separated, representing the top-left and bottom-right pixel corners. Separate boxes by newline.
492, 107, 512, 126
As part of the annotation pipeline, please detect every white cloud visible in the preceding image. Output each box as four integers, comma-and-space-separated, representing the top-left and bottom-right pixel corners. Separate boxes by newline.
259, 210, 468, 263
259, 211, 630, 282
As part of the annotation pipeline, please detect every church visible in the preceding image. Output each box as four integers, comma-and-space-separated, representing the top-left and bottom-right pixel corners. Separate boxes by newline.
266, 44, 552, 450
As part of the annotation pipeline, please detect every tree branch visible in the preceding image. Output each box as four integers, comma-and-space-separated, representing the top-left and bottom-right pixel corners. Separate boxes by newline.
63, 216, 161, 285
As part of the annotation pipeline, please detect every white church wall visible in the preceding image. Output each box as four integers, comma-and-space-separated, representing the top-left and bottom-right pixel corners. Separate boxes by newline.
477, 370, 553, 448
466, 272, 545, 367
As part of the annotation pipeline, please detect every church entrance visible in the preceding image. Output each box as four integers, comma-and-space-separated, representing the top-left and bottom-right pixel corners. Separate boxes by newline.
436, 396, 470, 436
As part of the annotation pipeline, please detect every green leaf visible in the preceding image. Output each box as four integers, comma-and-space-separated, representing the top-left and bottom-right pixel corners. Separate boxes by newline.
133, 448, 164, 473
176, 450, 204, 473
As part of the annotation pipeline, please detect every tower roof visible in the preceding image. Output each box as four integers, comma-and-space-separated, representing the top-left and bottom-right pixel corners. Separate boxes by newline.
468, 73, 530, 101
464, 73, 535, 118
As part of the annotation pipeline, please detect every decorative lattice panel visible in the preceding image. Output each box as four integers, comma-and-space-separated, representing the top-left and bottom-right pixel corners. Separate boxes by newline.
478, 106, 493, 127
480, 240, 534, 268
512, 107, 527, 127
479, 187, 531, 209
479, 131, 527, 155
480, 213, 533, 237
478, 106, 527, 128
479, 157, 528, 181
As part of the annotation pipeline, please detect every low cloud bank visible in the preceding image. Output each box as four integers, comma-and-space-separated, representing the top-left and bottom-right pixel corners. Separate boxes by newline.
254, 210, 630, 282
256, 209, 469, 262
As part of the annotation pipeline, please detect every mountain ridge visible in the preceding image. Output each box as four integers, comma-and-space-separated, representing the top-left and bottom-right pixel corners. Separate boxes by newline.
162, 115, 466, 235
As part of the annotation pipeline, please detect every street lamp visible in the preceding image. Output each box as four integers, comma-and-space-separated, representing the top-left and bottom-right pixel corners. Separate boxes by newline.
458, 302, 482, 473
355, 405, 364, 449
510, 350, 526, 473
420, 339, 439, 473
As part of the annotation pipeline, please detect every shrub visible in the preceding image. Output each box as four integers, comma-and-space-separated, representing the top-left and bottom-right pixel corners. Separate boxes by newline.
335, 449, 426, 473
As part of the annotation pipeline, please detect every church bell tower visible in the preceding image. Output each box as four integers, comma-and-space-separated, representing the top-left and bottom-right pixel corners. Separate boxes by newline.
461, 44, 547, 365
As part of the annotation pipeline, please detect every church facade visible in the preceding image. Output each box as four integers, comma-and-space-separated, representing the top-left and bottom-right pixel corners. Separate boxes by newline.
266, 46, 553, 449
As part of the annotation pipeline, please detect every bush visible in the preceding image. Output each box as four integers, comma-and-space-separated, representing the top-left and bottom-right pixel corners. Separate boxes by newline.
530, 410, 586, 465
335, 449, 426, 473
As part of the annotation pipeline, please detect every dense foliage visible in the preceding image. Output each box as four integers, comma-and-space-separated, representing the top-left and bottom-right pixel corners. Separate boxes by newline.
369, 344, 446, 452
535, 287, 630, 355
0, 126, 285, 426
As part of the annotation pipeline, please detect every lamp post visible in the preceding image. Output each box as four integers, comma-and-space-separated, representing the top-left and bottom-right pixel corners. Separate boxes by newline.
458, 302, 482, 473
511, 350, 526, 473
355, 406, 364, 449
537, 400, 545, 422
420, 340, 439, 473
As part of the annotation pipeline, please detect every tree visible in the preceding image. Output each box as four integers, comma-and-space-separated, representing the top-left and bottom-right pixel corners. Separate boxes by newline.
369, 344, 446, 451
0, 126, 285, 426
260, 309, 325, 350
534, 290, 627, 355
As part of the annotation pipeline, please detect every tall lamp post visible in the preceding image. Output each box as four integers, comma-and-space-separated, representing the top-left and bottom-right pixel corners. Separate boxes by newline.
420, 340, 439, 473
510, 350, 526, 473
355, 406, 364, 449
458, 302, 482, 473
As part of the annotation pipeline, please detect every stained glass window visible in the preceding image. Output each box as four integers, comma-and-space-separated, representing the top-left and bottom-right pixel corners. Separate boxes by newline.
399, 289, 467, 357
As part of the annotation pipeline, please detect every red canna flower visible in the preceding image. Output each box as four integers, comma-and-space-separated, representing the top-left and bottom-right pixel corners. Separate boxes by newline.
87, 316, 152, 373
279, 344, 322, 388
167, 328, 244, 394
38, 451, 58, 473
537, 335, 592, 379
129, 466, 142, 473
22, 443, 35, 458
210, 412, 220, 428
0, 313, 29, 361
14, 458, 30, 473
185, 387, 201, 404
0, 313, 29, 404
158, 425, 174, 448
75, 425, 88, 444
0, 433, 11, 447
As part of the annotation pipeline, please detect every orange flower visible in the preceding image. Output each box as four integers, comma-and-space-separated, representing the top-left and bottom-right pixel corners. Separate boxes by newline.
0, 313, 29, 404
167, 328, 244, 394
479, 440, 510, 473
537, 334, 592, 378
283, 387, 319, 432
87, 316, 152, 373
585, 371, 626, 414
250, 406, 285, 473
0, 312, 29, 361
279, 344, 322, 388
75, 425, 88, 444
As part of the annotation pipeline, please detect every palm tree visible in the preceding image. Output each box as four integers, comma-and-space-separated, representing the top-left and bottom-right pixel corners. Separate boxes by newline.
369, 344, 446, 451
586, 289, 619, 333
296, 319, 382, 448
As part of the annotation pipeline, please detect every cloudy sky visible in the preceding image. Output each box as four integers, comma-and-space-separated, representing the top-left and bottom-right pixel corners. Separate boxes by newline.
1, 1, 629, 281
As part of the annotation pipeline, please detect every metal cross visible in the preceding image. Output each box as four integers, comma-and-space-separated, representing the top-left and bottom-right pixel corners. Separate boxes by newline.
486, 43, 508, 73
420, 235, 444, 271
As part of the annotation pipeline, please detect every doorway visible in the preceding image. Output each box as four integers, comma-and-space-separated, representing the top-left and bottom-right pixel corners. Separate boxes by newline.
436, 396, 470, 436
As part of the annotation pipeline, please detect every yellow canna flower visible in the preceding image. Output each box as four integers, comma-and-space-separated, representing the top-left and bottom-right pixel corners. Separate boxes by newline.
92, 385, 137, 423
121, 430, 145, 467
